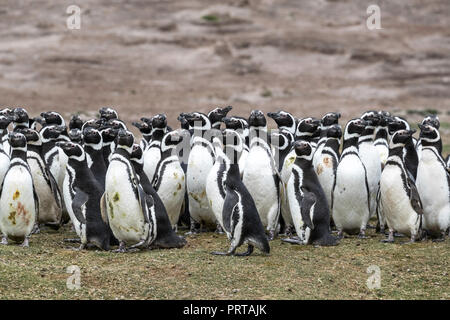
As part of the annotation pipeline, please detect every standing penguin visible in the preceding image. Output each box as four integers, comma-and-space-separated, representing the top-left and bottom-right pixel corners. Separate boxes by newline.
267, 111, 297, 136
379, 129, 423, 243
314, 124, 342, 213
416, 114, 441, 161
20, 128, 62, 229
222, 116, 249, 178
374, 111, 390, 167
0, 132, 38, 247
59, 141, 113, 250
152, 131, 186, 230
243, 110, 280, 240
284, 141, 338, 246
102, 129, 157, 251
132, 120, 152, 151
101, 127, 118, 168
208, 106, 232, 130
130, 144, 186, 249
212, 159, 270, 256
40, 125, 67, 193
312, 112, 341, 169
184, 112, 216, 232
0, 116, 12, 186
359, 111, 382, 218
416, 124, 450, 241
99, 107, 119, 121
82, 127, 107, 190
143, 114, 168, 182
332, 118, 370, 238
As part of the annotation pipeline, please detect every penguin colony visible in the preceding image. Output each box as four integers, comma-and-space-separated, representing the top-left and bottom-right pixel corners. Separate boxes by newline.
0, 106, 448, 256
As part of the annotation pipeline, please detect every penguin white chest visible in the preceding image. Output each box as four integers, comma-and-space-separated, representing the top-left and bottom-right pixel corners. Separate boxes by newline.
105, 161, 148, 244
0, 166, 36, 239
206, 160, 227, 227
143, 147, 161, 182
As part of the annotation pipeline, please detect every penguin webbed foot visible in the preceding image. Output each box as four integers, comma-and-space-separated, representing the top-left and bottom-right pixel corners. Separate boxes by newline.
112, 241, 127, 253
1, 236, 8, 245
281, 237, 303, 245
234, 245, 254, 256
214, 224, 224, 234
211, 250, 231, 256
31, 224, 40, 235
20, 237, 30, 248
267, 230, 276, 241
381, 230, 395, 243
357, 230, 368, 239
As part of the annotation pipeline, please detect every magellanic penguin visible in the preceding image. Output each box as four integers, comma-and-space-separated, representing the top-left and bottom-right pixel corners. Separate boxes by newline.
206, 129, 243, 233
58, 141, 113, 250
176, 114, 192, 228
359, 111, 382, 218
208, 106, 232, 130
267, 111, 297, 136
312, 112, 341, 169
222, 116, 249, 178
332, 118, 370, 238
20, 128, 63, 229
152, 131, 186, 231
0, 116, 12, 187
0, 108, 13, 155
243, 110, 280, 240
143, 114, 168, 182
132, 120, 152, 151
11, 107, 30, 132
183, 112, 216, 233
374, 111, 390, 167
416, 114, 441, 161
211, 154, 270, 256
82, 127, 107, 190
40, 125, 67, 193
102, 129, 157, 251
314, 124, 342, 215
379, 129, 423, 243
284, 141, 338, 246
416, 124, 450, 241
101, 127, 118, 168
130, 144, 186, 249
0, 132, 38, 247
99, 107, 119, 121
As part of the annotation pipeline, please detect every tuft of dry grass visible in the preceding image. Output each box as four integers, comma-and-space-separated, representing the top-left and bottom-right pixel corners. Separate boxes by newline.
0, 224, 448, 300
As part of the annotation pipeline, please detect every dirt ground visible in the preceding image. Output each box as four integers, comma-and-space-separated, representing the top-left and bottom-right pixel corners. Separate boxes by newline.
0, 0, 449, 140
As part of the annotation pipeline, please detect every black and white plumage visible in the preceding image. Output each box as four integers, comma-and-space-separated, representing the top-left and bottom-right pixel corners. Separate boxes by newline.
222, 116, 249, 178
379, 130, 423, 243
59, 141, 113, 250
267, 111, 297, 136
100, 127, 118, 168
0, 132, 38, 247
0, 116, 12, 187
132, 120, 152, 151
374, 111, 390, 167
416, 124, 449, 241
416, 114, 441, 161
208, 106, 232, 130
332, 118, 370, 238
82, 127, 107, 190
312, 112, 341, 169
102, 129, 157, 251
143, 114, 168, 183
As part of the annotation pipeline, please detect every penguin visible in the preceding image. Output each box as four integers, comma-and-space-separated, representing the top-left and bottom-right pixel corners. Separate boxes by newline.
206, 129, 244, 233
0, 116, 12, 187
208, 106, 232, 130
69, 128, 82, 144
314, 124, 342, 215
132, 120, 152, 151
271, 129, 294, 173
183, 111, 216, 232
130, 143, 186, 249
222, 116, 249, 178
312, 112, 341, 170
40, 125, 67, 193
101, 127, 118, 168
267, 111, 297, 136
379, 129, 423, 243
283, 141, 338, 245
152, 131, 186, 231
243, 110, 280, 240
99, 107, 119, 121
58, 141, 113, 250
82, 127, 107, 190
101, 129, 157, 251
332, 118, 370, 238
0, 132, 38, 247
416, 124, 450, 241
11, 107, 30, 132
176, 114, 192, 228
143, 114, 168, 182
69, 114, 84, 131
416, 114, 441, 161
20, 128, 63, 229
211, 157, 270, 256
359, 111, 382, 218
0, 109, 12, 156
374, 111, 390, 167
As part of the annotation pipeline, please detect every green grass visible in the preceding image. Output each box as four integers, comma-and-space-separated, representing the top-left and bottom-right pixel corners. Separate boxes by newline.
0, 224, 448, 300
202, 15, 219, 23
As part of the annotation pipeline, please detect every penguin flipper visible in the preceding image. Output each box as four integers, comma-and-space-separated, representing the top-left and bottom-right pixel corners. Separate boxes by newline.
46, 167, 62, 208
33, 185, 40, 220
72, 187, 88, 224
407, 176, 423, 216
100, 192, 109, 226
137, 185, 151, 224
222, 187, 238, 234
299, 188, 316, 230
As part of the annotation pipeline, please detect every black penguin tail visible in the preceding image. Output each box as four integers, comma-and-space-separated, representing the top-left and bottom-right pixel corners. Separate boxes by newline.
314, 232, 339, 246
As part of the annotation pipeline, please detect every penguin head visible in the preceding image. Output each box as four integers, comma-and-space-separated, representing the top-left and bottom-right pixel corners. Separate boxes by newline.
296, 117, 321, 137
99, 107, 118, 120
177, 114, 190, 130
390, 129, 416, 149
181, 112, 211, 130
18, 128, 41, 146
378, 111, 391, 127
161, 130, 182, 152
0, 108, 13, 118
361, 110, 380, 127
116, 129, 134, 152
0, 115, 13, 130
293, 141, 313, 160
387, 116, 409, 135
421, 114, 440, 129
101, 127, 119, 143
12, 107, 29, 126
344, 118, 367, 140
69, 114, 84, 130
8, 132, 27, 149
41, 111, 65, 127
248, 110, 266, 128
130, 143, 143, 162
69, 128, 83, 144
418, 124, 440, 144
267, 111, 295, 131
151, 114, 168, 129
107, 119, 127, 131
326, 124, 342, 139
82, 118, 104, 131
208, 106, 232, 127
82, 127, 102, 146
57, 141, 84, 159
40, 125, 66, 141
132, 121, 152, 135
222, 116, 244, 131
321, 112, 341, 127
